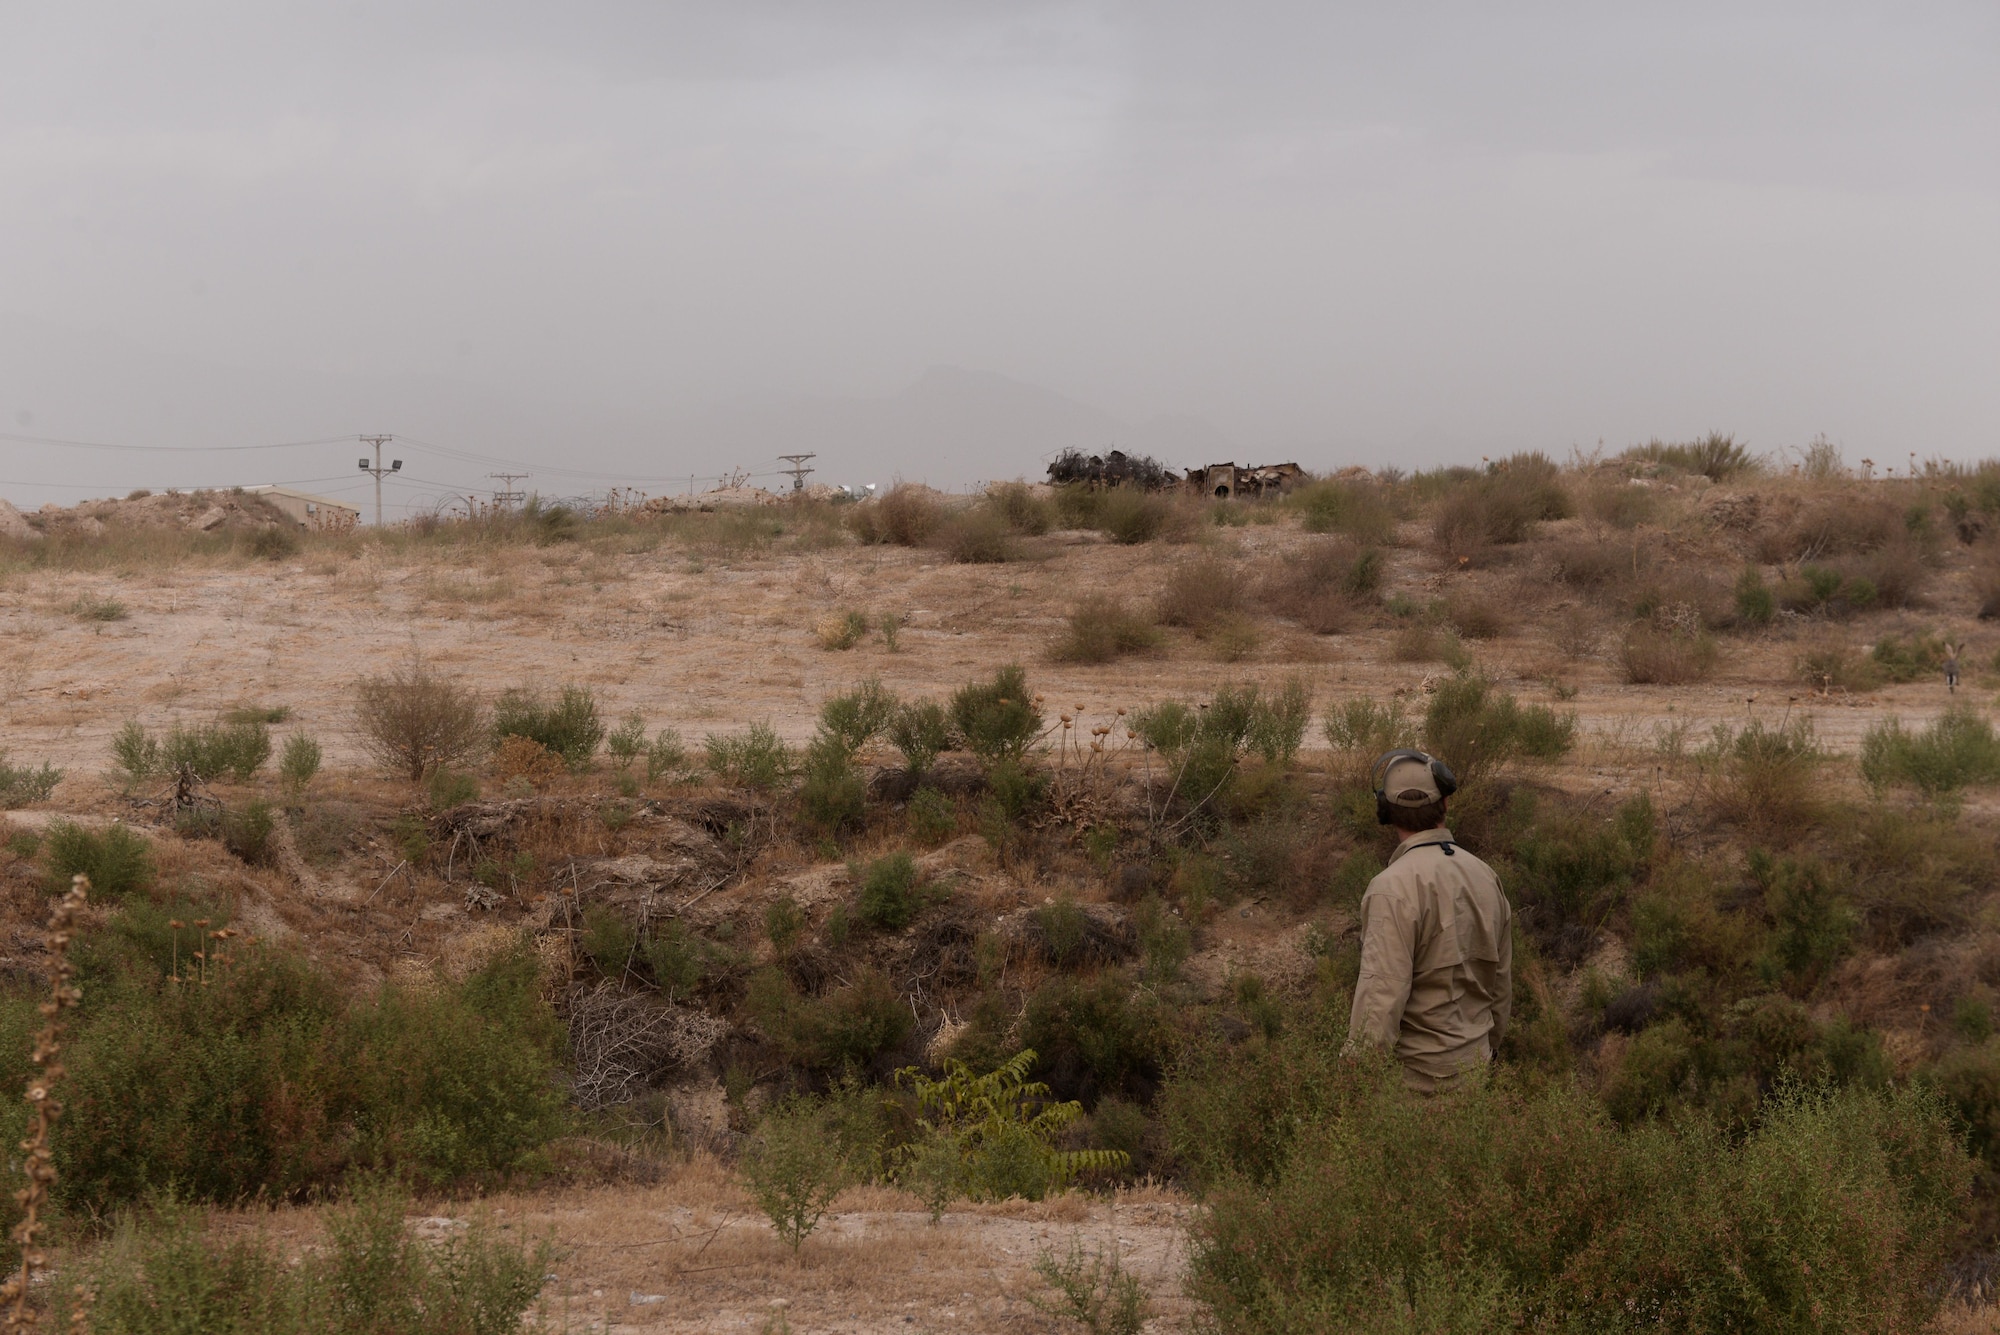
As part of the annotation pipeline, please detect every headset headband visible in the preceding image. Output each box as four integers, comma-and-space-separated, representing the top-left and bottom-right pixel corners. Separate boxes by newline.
1370, 748, 1460, 800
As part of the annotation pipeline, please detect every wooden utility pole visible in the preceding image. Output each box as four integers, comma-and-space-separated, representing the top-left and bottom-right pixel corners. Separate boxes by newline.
358, 435, 399, 526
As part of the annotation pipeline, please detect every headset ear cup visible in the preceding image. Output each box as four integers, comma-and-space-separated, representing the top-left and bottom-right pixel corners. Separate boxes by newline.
1431, 759, 1459, 798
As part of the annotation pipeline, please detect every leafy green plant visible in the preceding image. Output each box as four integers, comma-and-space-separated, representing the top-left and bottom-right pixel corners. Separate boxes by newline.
893, 1050, 1128, 1204
705, 723, 794, 790
1030, 1238, 1152, 1335
646, 727, 690, 782
163, 718, 272, 782
278, 733, 321, 795
606, 711, 648, 767
855, 851, 940, 930
746, 966, 913, 1072
907, 786, 956, 844
42, 820, 152, 899
0, 753, 61, 808
889, 699, 953, 775
743, 1097, 851, 1253
427, 768, 480, 808
1421, 672, 1575, 782
950, 665, 1043, 763
110, 721, 162, 783
581, 903, 638, 979
1050, 596, 1162, 663
1860, 706, 2000, 798
1248, 676, 1313, 765
1321, 697, 1415, 757
1733, 567, 1775, 624
492, 684, 604, 771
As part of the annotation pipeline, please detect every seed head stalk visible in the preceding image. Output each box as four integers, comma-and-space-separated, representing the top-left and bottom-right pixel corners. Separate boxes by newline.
0, 874, 88, 1329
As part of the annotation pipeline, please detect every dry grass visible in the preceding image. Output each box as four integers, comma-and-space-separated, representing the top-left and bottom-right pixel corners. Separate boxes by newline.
1050, 597, 1163, 664
1619, 623, 1720, 685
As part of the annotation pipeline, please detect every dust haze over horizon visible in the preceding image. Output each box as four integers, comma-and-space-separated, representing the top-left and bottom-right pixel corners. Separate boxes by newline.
2, 2, 1996, 516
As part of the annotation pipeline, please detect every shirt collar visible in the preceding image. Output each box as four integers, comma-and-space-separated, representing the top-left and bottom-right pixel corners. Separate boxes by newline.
1388, 827, 1456, 865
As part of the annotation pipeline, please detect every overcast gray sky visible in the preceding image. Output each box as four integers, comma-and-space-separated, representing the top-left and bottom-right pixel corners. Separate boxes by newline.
3, 2, 1996, 511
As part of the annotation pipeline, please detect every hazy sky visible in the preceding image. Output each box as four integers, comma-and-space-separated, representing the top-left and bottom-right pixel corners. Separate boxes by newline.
3, 2, 1996, 507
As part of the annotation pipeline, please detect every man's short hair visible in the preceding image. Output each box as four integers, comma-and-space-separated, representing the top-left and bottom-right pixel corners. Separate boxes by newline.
1384, 797, 1447, 832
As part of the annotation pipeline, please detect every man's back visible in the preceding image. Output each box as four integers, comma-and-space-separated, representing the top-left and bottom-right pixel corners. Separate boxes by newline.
1347, 827, 1512, 1089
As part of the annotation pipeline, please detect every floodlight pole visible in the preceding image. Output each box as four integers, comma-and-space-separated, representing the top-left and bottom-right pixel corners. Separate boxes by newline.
358, 435, 400, 526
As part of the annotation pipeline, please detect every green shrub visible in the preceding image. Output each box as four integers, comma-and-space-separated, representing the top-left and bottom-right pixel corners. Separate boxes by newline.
1859, 705, 2000, 798
581, 903, 638, 978
936, 508, 1018, 563
42, 820, 153, 899
989, 481, 1054, 535
1869, 632, 1948, 683
643, 920, 710, 1001
1707, 717, 1824, 836
1430, 454, 1572, 555
110, 720, 162, 783
704, 723, 794, 790
746, 965, 913, 1072
1021, 972, 1165, 1104
1183, 1049, 1969, 1335
56, 940, 567, 1203
744, 1097, 851, 1252
907, 785, 957, 844
818, 678, 898, 755
82, 1185, 551, 1335
1322, 697, 1416, 756
1753, 852, 1856, 993
855, 851, 939, 930
889, 699, 953, 775
1049, 596, 1162, 663
492, 684, 604, 770
1421, 673, 1574, 782
1621, 623, 1719, 685
223, 800, 277, 865
1096, 489, 1173, 544
277, 732, 321, 794
1291, 479, 1395, 543
799, 737, 867, 833
950, 665, 1043, 764
427, 767, 480, 808
645, 727, 690, 782
0, 752, 61, 807
606, 711, 648, 767
163, 718, 272, 782
894, 1050, 1128, 1205
1503, 793, 1653, 963
1248, 676, 1313, 765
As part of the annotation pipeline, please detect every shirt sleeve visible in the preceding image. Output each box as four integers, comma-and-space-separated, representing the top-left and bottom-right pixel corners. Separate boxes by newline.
1346, 886, 1417, 1054
1490, 910, 1514, 1054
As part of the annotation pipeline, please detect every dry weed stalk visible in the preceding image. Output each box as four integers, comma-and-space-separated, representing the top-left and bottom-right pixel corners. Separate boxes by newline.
0, 874, 88, 1330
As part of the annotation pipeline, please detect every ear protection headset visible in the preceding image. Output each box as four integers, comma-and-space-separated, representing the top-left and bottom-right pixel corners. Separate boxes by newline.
1370, 748, 1459, 826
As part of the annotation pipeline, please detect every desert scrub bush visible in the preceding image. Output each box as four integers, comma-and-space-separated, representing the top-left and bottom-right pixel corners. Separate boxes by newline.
492, 683, 603, 770
162, 717, 272, 782
704, 722, 794, 790
895, 1050, 1128, 1208
1289, 477, 1396, 543
814, 608, 871, 649
1623, 431, 1759, 480
276, 732, 321, 796
950, 664, 1043, 764
1421, 672, 1574, 783
743, 1096, 852, 1253
1501, 793, 1654, 964
1751, 851, 1857, 993
855, 483, 945, 546
41, 820, 152, 899
853, 850, 945, 929
1705, 717, 1824, 838
353, 654, 487, 780
82, 1184, 552, 1335
1154, 556, 1246, 635
1262, 539, 1381, 634
1247, 675, 1314, 765
1181, 1042, 1969, 1335
1049, 595, 1161, 664
934, 506, 1018, 563
907, 785, 957, 844
109, 720, 162, 783
988, 480, 1054, 534
1619, 622, 1719, 684
1429, 452, 1571, 557
645, 727, 690, 782
1029, 1239, 1152, 1334
1732, 566, 1776, 625
1021, 972, 1166, 1105
1322, 696, 1416, 758
745, 965, 913, 1072
53, 936, 567, 1204
605, 710, 647, 767
1860, 705, 2000, 798
1095, 488, 1178, 544
888, 699, 953, 775
1868, 631, 1948, 683
0, 753, 60, 808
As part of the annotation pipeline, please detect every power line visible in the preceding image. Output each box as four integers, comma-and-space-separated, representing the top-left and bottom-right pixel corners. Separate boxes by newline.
0, 431, 361, 453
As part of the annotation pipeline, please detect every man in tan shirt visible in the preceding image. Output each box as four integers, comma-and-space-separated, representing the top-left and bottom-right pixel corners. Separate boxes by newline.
1345, 750, 1513, 1093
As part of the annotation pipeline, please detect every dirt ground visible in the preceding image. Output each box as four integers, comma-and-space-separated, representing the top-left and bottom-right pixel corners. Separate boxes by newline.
0, 521, 1982, 781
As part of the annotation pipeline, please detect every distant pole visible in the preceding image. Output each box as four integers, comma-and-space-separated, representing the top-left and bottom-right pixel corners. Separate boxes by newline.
487, 471, 529, 511
778, 453, 816, 493
358, 435, 399, 526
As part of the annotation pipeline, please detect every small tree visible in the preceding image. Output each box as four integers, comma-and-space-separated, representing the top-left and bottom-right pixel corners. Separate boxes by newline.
743, 1098, 850, 1254
353, 655, 487, 781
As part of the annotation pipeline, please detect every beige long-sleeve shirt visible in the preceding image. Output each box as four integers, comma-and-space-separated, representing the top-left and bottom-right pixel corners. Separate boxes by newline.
1345, 827, 1513, 1088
